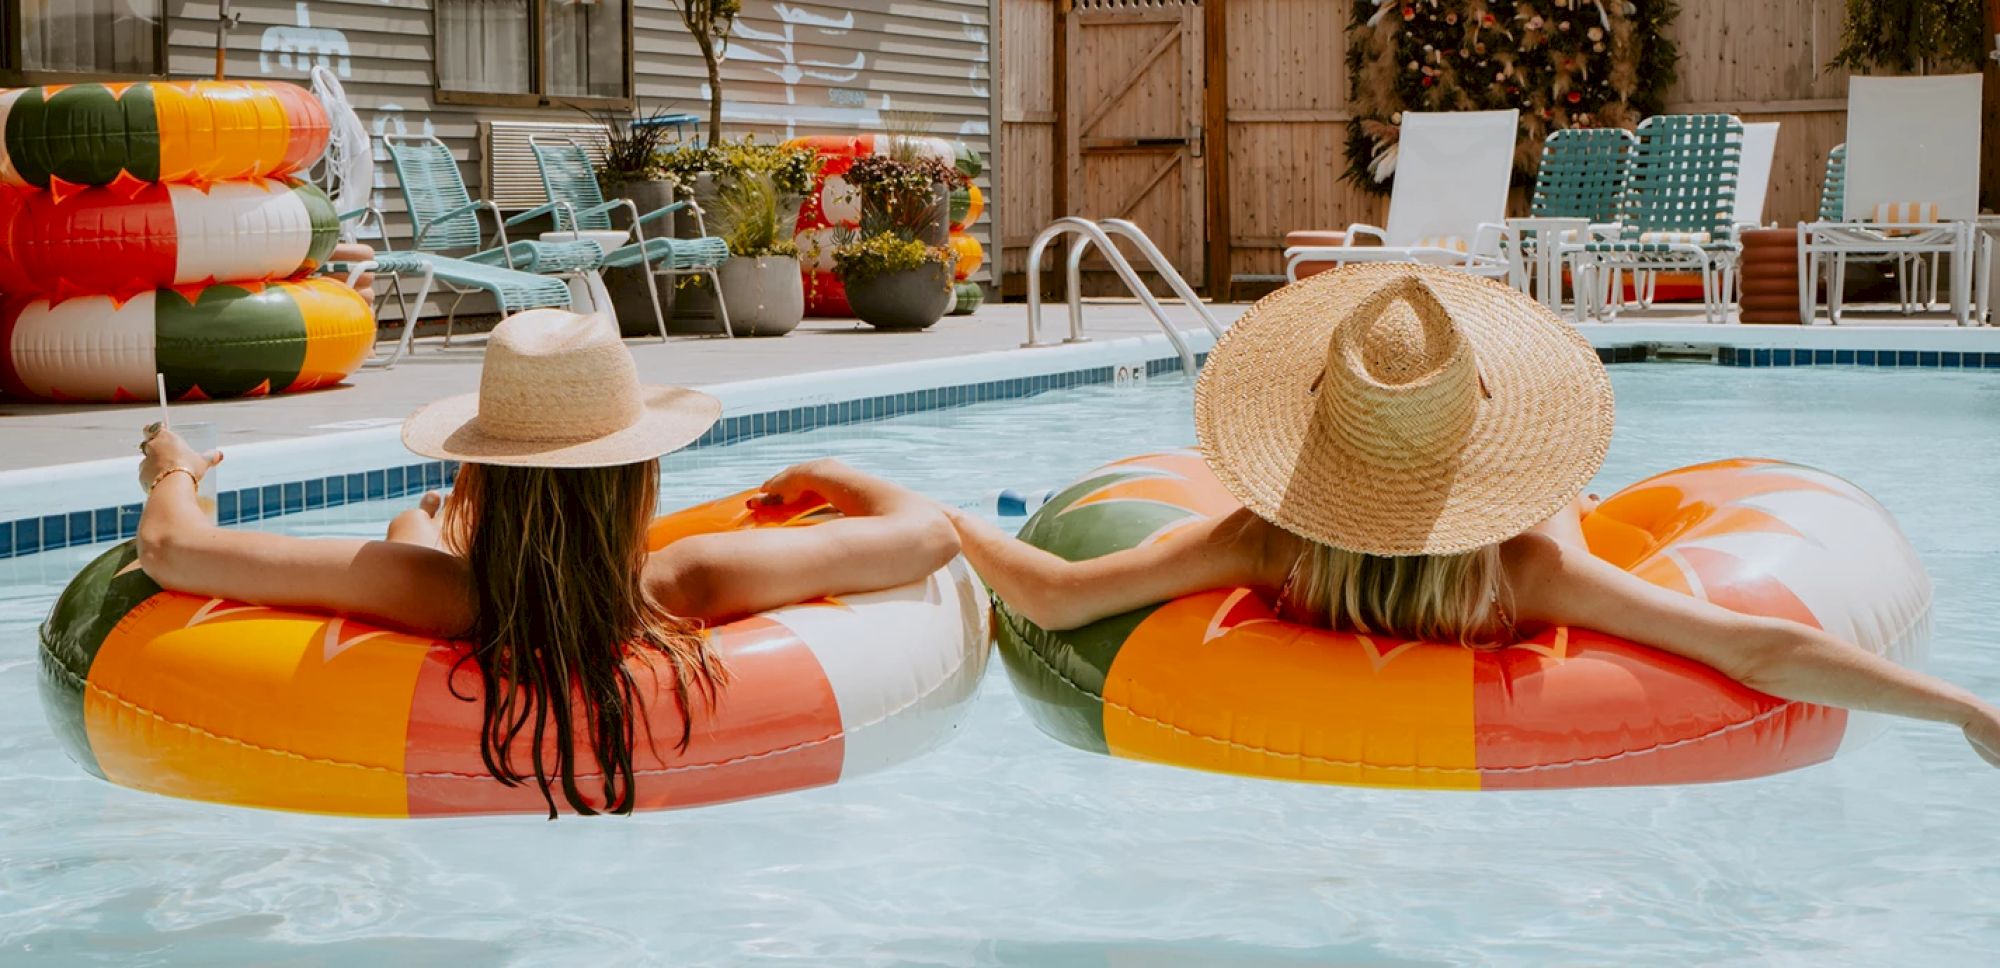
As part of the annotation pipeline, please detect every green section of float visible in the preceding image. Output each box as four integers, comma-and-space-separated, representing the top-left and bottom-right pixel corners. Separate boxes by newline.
954, 143, 984, 179
38, 542, 162, 779
4, 84, 161, 188
296, 182, 342, 268
950, 282, 984, 315
157, 285, 308, 398
992, 469, 1203, 752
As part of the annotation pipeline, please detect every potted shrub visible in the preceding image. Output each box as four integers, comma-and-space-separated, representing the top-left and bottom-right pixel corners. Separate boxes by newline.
655, 138, 820, 333
843, 153, 966, 247
712, 173, 805, 337
834, 232, 955, 331
576, 104, 686, 337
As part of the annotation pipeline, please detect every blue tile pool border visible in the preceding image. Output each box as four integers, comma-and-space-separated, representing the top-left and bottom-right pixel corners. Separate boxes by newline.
5, 340, 1993, 561
0, 353, 1190, 561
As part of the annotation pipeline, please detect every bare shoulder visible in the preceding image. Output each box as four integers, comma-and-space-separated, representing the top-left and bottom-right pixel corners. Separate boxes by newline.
1227, 508, 1304, 588
1498, 531, 1570, 614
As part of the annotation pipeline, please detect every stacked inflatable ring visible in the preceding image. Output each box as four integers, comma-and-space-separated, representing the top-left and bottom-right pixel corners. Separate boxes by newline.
997, 451, 1932, 790
784, 134, 986, 318
0, 81, 373, 402
38, 489, 990, 817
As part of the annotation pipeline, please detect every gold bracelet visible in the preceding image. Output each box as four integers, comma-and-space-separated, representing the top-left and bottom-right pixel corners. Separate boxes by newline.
148, 466, 199, 493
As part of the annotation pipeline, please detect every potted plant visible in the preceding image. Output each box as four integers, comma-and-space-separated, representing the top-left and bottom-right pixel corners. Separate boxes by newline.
843, 153, 967, 247
577, 103, 683, 337
655, 138, 820, 333
834, 231, 955, 331
712, 173, 805, 337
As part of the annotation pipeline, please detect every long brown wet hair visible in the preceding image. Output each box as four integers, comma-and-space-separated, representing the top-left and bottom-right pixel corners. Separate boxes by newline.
1280, 541, 1513, 647
441, 459, 725, 817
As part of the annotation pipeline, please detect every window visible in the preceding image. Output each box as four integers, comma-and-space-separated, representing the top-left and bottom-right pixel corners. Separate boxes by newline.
437, 0, 632, 106
4, 0, 163, 79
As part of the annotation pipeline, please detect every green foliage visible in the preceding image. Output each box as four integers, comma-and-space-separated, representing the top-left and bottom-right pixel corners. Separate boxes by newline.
1344, 0, 1681, 194
846, 155, 963, 235
573, 101, 683, 184
832, 234, 953, 285
1829, 0, 1985, 73
654, 137, 822, 196
670, 1, 744, 144
713, 173, 800, 259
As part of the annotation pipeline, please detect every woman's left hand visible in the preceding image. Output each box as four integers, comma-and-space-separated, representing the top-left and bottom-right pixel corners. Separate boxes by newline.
138, 424, 222, 492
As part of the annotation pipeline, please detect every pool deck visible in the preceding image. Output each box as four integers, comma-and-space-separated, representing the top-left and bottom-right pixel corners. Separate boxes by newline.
2, 300, 1995, 475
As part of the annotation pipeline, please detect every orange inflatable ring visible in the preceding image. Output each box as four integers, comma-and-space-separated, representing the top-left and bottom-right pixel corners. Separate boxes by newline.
996, 451, 1932, 789
39, 491, 990, 817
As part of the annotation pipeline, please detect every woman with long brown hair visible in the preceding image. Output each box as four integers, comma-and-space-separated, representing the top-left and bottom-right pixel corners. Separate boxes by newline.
133, 310, 957, 815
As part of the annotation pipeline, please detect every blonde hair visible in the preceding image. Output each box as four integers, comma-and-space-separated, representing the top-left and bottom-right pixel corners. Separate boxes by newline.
1280, 541, 1512, 646
443, 460, 725, 817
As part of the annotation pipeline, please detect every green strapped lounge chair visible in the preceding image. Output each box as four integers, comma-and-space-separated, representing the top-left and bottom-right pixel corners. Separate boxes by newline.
1518, 127, 1634, 309
384, 135, 607, 347
1576, 114, 1743, 323
531, 137, 733, 340
329, 207, 579, 369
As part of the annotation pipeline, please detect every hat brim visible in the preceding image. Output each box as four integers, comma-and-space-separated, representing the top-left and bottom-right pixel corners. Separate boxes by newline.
1194, 263, 1615, 556
402, 385, 721, 468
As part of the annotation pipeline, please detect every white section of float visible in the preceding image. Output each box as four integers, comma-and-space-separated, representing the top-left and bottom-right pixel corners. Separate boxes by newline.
763, 556, 990, 778
6, 293, 158, 400
170, 182, 318, 285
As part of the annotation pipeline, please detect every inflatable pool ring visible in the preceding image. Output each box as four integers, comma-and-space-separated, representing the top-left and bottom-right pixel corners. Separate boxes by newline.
949, 281, 984, 316
995, 451, 1932, 789
949, 183, 984, 232
38, 491, 990, 817
0, 179, 339, 297
0, 81, 329, 190
949, 233, 985, 281
1, 277, 374, 402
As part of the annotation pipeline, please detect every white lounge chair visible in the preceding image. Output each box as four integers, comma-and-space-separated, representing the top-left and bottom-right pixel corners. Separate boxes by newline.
1799, 74, 1983, 326
1284, 110, 1524, 288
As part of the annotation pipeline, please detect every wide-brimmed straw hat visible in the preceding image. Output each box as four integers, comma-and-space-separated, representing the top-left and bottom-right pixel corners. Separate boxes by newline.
403, 309, 719, 467
1194, 262, 1614, 556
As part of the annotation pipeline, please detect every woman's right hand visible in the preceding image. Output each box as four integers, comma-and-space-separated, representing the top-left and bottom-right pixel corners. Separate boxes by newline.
137, 425, 222, 493
1963, 705, 2000, 768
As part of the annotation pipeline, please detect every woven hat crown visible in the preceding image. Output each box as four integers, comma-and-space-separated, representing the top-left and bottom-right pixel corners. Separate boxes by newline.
1319, 275, 1483, 464
474, 313, 643, 444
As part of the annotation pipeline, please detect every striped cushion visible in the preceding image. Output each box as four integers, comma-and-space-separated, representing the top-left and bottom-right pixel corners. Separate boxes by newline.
1637, 231, 1711, 244
1871, 201, 1942, 237
1413, 236, 1468, 253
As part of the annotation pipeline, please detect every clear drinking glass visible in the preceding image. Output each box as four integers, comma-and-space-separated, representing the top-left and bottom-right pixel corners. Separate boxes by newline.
175, 422, 220, 524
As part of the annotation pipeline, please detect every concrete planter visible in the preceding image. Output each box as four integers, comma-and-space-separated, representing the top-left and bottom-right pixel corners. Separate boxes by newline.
717, 255, 805, 337
843, 262, 952, 331
667, 172, 727, 336
601, 178, 677, 338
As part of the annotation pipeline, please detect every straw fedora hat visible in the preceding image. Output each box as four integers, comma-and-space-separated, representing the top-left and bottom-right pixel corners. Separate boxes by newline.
1194, 262, 1613, 556
403, 309, 720, 467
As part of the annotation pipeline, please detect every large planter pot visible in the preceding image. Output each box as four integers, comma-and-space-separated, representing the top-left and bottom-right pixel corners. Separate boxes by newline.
665, 171, 727, 336
843, 262, 953, 331
717, 255, 805, 337
601, 178, 678, 338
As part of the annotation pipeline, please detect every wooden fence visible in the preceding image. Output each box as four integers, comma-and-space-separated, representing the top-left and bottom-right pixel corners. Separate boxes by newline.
997, 0, 1958, 298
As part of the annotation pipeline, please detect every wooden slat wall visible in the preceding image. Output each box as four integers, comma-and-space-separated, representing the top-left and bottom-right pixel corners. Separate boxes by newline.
999, 0, 1057, 280
999, 0, 1885, 293
167, 0, 997, 306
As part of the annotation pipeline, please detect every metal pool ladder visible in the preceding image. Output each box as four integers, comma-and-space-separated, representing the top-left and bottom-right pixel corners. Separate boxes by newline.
1022, 217, 1225, 377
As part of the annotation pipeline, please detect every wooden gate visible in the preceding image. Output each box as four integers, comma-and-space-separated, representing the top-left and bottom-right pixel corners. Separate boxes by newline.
1063, 0, 1206, 289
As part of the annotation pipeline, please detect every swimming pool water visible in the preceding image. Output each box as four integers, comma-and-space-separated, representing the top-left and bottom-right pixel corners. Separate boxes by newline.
5, 364, 2000, 966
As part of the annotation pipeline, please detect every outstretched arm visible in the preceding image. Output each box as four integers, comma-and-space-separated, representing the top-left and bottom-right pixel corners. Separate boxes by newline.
135, 429, 473, 637
944, 505, 1277, 631
646, 459, 959, 623
1508, 534, 2000, 767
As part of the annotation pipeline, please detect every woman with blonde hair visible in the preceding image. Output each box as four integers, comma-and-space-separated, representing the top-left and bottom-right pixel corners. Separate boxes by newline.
944, 263, 2000, 765
134, 310, 957, 816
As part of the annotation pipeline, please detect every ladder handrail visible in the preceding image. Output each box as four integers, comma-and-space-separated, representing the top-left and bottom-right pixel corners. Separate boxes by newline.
1024, 217, 1198, 378
1096, 218, 1225, 338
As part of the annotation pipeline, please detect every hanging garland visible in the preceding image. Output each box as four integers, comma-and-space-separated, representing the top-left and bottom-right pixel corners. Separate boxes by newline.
1343, 0, 1680, 192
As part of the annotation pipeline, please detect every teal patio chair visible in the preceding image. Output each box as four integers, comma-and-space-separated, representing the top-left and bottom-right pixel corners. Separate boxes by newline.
1576, 114, 1743, 323
328, 207, 578, 369
385, 135, 607, 346
1515, 127, 1634, 308
530, 136, 733, 340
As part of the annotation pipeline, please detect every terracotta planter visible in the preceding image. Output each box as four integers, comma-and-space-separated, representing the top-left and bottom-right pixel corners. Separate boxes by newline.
601, 178, 678, 338
717, 255, 805, 337
843, 262, 953, 330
